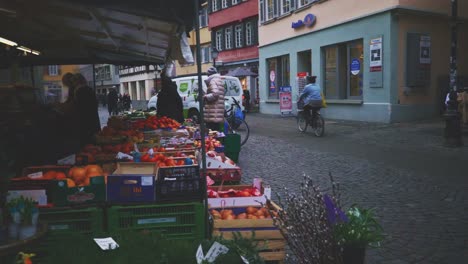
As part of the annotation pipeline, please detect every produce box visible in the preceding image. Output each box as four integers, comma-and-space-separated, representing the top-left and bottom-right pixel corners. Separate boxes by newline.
210, 202, 285, 263
107, 163, 158, 203
107, 202, 205, 240
206, 168, 241, 182
207, 182, 271, 208
51, 176, 106, 207
205, 153, 241, 182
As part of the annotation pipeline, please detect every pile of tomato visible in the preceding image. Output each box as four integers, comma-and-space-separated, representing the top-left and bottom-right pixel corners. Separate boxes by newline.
131, 116, 181, 130
207, 187, 262, 198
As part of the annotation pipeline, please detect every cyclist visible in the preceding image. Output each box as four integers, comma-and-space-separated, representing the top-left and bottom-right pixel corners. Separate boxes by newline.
299, 75, 323, 121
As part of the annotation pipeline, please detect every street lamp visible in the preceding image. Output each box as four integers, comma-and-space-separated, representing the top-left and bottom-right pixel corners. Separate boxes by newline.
211, 47, 219, 67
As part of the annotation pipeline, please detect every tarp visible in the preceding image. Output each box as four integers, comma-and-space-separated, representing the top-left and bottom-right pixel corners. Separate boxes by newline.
0, 0, 197, 66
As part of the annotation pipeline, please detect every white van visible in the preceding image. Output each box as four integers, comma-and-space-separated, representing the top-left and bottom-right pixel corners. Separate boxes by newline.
171, 74, 244, 119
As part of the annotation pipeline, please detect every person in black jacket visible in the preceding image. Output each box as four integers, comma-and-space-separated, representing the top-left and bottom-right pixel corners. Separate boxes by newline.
157, 72, 184, 123
107, 88, 118, 116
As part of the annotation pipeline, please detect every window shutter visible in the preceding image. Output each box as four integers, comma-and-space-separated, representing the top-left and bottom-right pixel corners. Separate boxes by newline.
220, 30, 225, 51
241, 23, 245, 48
253, 19, 259, 45
227, 0, 232, 7
230, 26, 234, 50
217, 0, 222, 10
208, 0, 212, 13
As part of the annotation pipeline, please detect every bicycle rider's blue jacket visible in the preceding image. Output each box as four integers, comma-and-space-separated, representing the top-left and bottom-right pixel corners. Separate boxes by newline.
299, 83, 322, 105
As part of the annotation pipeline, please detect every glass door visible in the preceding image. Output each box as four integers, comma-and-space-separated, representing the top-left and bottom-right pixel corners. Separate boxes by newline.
347, 41, 364, 99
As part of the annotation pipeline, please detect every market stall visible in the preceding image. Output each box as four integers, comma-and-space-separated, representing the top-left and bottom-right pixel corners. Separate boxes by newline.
0, 1, 286, 263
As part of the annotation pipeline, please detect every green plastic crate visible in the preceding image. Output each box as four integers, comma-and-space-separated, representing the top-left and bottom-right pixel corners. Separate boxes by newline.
107, 202, 205, 240
39, 206, 105, 237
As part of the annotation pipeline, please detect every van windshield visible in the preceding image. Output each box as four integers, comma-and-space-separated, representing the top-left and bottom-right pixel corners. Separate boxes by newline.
224, 79, 241, 96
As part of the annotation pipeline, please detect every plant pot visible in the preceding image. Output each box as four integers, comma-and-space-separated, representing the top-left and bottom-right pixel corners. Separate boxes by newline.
8, 223, 19, 240
343, 245, 366, 264
19, 225, 37, 240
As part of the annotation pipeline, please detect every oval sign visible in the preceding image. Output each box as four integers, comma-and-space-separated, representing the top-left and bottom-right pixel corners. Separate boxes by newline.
303, 14, 316, 27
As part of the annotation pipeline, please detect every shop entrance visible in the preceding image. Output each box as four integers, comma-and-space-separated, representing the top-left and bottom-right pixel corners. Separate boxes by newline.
297, 50, 312, 94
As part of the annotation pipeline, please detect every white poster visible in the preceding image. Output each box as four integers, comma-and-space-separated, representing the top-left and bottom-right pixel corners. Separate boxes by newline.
370, 37, 382, 69
419, 36, 431, 64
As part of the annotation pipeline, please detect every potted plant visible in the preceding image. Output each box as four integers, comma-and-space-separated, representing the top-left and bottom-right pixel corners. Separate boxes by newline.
6, 196, 39, 240
333, 206, 384, 264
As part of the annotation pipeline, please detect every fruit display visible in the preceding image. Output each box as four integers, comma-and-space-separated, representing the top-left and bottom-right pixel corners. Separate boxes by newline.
131, 116, 181, 131
67, 165, 106, 187
207, 186, 261, 198
210, 206, 277, 220
140, 153, 196, 167
107, 116, 127, 130
97, 126, 144, 144
206, 150, 236, 166
195, 137, 222, 151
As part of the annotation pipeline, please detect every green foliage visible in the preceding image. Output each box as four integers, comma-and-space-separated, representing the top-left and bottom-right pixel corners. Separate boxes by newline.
333, 206, 384, 248
202, 231, 265, 264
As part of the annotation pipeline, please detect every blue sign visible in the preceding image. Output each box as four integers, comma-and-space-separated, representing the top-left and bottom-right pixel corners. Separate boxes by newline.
279, 86, 292, 93
292, 14, 316, 29
350, 59, 361, 75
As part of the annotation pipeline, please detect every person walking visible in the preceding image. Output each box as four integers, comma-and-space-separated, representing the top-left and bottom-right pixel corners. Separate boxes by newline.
203, 67, 225, 131
123, 93, 131, 111
107, 89, 118, 116
72, 73, 101, 147
157, 72, 184, 123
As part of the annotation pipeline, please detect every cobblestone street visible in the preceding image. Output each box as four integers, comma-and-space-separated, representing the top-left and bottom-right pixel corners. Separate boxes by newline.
238, 113, 468, 264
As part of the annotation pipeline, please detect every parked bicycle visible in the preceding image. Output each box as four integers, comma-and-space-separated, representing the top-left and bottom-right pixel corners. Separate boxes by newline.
297, 101, 325, 137
225, 97, 250, 146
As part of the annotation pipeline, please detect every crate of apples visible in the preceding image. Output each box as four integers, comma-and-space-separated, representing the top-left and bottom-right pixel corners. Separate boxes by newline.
210, 206, 277, 220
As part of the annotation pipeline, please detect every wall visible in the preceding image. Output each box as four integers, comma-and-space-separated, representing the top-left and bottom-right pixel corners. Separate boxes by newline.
398, 0, 468, 18
259, 12, 395, 122
259, 0, 399, 47
209, 0, 258, 29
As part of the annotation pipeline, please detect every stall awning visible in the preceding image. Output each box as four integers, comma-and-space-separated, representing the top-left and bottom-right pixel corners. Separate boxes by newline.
0, 0, 197, 66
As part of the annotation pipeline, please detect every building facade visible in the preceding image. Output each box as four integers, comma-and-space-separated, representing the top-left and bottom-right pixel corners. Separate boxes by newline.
118, 65, 160, 109
209, 0, 260, 109
42, 65, 80, 103
258, 0, 468, 122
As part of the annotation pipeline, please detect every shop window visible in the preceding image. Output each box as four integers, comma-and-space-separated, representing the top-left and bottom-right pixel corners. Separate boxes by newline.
322, 40, 363, 100
235, 25, 243, 48
225, 27, 233, 50
267, 55, 290, 99
216, 30, 223, 51
48, 65, 58, 76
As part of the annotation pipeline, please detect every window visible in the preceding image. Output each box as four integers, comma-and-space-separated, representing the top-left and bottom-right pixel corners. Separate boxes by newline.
201, 46, 212, 63
406, 33, 431, 88
232, 0, 239, 4
212, 0, 218, 11
48, 65, 58, 76
281, 0, 291, 15
298, 0, 311, 8
246, 22, 252, 46
266, 0, 275, 20
139, 81, 146, 100
322, 40, 363, 99
259, 0, 265, 22
96, 65, 111, 81
199, 7, 208, 28
267, 55, 290, 99
216, 30, 223, 51
235, 25, 243, 48
225, 27, 233, 50
222, 0, 228, 8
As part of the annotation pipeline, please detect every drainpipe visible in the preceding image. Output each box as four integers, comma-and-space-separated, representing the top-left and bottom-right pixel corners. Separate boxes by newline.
444, 0, 463, 147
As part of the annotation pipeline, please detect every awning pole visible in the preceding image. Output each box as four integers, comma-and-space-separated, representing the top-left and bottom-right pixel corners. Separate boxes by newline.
194, 0, 209, 239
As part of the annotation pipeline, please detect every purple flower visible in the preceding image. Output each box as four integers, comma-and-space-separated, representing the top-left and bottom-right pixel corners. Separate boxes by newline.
323, 194, 348, 225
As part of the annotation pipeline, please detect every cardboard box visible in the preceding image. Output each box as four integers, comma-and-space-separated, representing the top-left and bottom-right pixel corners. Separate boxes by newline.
107, 163, 158, 203
207, 184, 271, 208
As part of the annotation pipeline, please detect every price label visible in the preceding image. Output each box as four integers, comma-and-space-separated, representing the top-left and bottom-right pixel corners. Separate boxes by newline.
27, 171, 43, 179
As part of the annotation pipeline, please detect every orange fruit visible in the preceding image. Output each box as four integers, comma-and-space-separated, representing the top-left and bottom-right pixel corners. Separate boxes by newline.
55, 172, 66, 180
43, 170, 57, 180
69, 167, 87, 185
85, 165, 103, 175
66, 178, 76, 188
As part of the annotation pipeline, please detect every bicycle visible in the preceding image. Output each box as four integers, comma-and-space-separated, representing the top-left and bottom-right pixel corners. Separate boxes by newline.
297, 102, 325, 137
224, 97, 250, 146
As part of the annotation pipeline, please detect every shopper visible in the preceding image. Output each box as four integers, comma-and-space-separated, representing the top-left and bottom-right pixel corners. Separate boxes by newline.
123, 93, 131, 111
299, 76, 323, 120
73, 73, 101, 147
243, 89, 251, 113
157, 72, 184, 123
203, 67, 225, 131
107, 88, 118, 116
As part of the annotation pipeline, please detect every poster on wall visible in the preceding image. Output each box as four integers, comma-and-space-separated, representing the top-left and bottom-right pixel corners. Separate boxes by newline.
279, 86, 292, 114
350, 59, 361, 75
370, 37, 382, 72
419, 36, 431, 64
269, 70, 276, 94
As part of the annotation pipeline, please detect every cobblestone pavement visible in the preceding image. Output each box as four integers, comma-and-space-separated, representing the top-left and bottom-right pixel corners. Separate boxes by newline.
237, 113, 468, 264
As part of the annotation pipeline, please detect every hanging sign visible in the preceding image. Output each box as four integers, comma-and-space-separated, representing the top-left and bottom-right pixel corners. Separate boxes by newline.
350, 59, 361, 75
292, 14, 316, 29
370, 37, 382, 72
279, 86, 292, 113
419, 36, 431, 64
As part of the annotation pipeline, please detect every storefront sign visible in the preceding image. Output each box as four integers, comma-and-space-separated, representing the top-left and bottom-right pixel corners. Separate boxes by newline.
419, 36, 431, 64
297, 72, 308, 77
269, 70, 276, 94
350, 59, 361, 75
369, 37, 382, 72
279, 86, 292, 113
292, 14, 316, 29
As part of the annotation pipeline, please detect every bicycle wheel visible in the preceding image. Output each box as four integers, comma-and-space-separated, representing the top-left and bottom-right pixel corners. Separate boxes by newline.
297, 112, 308, 132
312, 114, 325, 137
228, 117, 250, 146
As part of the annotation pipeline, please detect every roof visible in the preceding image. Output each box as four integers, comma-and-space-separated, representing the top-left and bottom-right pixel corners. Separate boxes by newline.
0, 0, 198, 67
